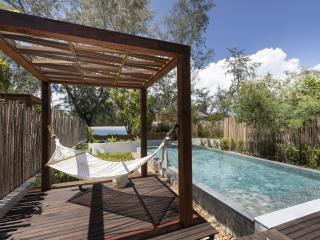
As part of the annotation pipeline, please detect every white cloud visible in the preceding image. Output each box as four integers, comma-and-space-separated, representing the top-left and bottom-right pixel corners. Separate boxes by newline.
198, 48, 306, 94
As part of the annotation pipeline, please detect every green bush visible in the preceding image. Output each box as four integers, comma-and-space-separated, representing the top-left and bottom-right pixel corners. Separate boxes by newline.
200, 138, 205, 146
248, 140, 256, 154
230, 138, 236, 151
257, 139, 276, 159
75, 142, 88, 151
97, 152, 134, 162
53, 170, 77, 184
286, 144, 300, 164
238, 140, 244, 153
107, 136, 118, 142
207, 138, 212, 148
220, 138, 229, 150
301, 146, 320, 168
275, 144, 286, 162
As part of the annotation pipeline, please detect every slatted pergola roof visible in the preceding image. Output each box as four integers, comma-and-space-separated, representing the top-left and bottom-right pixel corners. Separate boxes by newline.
0, 9, 187, 89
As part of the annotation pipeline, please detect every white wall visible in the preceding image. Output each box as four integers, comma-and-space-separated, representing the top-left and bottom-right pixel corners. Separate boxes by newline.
88, 140, 163, 155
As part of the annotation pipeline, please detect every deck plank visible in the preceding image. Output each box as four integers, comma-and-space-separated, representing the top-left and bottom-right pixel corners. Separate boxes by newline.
0, 176, 217, 240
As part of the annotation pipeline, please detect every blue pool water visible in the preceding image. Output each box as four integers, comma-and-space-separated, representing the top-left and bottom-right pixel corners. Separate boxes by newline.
148, 145, 320, 217
92, 126, 127, 136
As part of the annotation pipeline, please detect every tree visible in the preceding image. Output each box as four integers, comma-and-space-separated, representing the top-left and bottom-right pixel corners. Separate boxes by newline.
286, 73, 320, 128
0, 0, 63, 95
108, 89, 140, 134
235, 79, 279, 130
212, 86, 233, 119
225, 48, 260, 94
150, 0, 214, 117
193, 87, 214, 114
0, 60, 11, 92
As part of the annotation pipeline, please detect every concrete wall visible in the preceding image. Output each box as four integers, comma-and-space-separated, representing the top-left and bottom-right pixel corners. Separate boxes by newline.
150, 159, 255, 237
88, 140, 163, 155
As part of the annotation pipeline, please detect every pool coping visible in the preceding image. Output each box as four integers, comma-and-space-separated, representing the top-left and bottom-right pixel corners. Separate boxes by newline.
255, 198, 320, 230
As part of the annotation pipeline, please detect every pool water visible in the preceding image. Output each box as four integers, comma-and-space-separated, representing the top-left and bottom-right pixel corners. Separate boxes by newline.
92, 126, 127, 136
148, 145, 320, 217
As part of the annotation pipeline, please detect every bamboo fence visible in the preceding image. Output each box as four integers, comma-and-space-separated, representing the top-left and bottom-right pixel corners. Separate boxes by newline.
223, 117, 320, 147
0, 100, 86, 199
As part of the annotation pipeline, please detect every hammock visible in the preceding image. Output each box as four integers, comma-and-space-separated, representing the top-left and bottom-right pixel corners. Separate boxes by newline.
47, 137, 169, 181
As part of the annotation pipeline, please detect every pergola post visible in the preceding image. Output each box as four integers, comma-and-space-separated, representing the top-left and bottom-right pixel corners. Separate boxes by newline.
41, 81, 52, 191
140, 88, 148, 177
177, 51, 193, 227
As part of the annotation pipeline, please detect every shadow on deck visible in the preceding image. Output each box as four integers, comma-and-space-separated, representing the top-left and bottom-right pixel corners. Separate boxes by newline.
0, 176, 217, 240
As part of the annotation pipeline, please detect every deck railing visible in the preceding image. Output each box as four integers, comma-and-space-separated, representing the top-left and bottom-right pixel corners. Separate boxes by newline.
0, 100, 86, 199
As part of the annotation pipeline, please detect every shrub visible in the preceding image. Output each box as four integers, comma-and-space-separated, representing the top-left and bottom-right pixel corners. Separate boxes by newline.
238, 140, 244, 153
207, 138, 212, 148
200, 138, 205, 146
220, 138, 229, 150
107, 136, 118, 142
286, 144, 300, 164
248, 140, 256, 155
301, 146, 320, 168
275, 144, 286, 162
97, 152, 134, 162
75, 142, 88, 151
257, 139, 276, 159
212, 139, 220, 149
230, 138, 236, 151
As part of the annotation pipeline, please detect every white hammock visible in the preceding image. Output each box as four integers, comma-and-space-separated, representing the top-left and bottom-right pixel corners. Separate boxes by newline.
47, 137, 169, 181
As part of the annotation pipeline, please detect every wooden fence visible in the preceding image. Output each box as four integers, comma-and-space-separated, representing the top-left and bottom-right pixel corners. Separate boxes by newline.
223, 117, 320, 147
0, 100, 86, 199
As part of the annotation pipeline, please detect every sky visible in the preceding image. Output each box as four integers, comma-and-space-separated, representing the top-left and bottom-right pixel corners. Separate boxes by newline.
150, 0, 320, 93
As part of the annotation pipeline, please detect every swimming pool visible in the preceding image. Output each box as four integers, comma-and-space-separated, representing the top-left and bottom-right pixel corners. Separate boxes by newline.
148, 145, 320, 217
92, 126, 127, 136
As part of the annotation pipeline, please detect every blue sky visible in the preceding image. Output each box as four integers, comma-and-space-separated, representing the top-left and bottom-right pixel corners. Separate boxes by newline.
150, 0, 320, 68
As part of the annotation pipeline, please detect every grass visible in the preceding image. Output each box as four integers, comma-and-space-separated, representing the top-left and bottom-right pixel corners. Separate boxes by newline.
97, 152, 134, 162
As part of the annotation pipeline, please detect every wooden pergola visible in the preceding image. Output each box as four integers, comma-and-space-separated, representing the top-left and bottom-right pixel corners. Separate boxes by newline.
0, 10, 192, 227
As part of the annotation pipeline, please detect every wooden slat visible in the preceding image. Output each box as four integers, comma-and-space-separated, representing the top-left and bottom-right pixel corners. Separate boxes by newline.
144, 58, 177, 87
2, 32, 70, 51
16, 45, 72, 55
50, 79, 142, 89
0, 35, 49, 82
0, 176, 216, 240
69, 42, 85, 82
115, 51, 128, 85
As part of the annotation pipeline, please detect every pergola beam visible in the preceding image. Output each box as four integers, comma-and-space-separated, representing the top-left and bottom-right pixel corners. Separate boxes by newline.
0, 35, 49, 82
140, 88, 148, 176
0, 9, 189, 57
177, 51, 193, 227
41, 81, 52, 191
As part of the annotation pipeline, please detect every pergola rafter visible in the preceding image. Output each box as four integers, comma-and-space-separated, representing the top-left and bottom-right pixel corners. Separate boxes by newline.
0, 9, 193, 227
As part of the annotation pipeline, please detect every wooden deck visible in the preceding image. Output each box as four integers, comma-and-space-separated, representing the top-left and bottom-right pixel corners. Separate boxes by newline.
238, 211, 320, 240
0, 176, 217, 240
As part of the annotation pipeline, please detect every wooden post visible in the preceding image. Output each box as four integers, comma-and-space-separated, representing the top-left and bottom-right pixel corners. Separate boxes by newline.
177, 50, 193, 227
140, 88, 148, 177
41, 81, 51, 191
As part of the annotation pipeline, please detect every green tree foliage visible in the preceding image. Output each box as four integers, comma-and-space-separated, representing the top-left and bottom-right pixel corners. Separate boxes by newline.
0, 60, 11, 92
235, 79, 279, 130
151, 0, 214, 118
0, 0, 62, 95
286, 74, 320, 128
225, 48, 260, 93
108, 89, 140, 134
